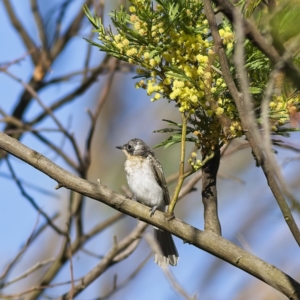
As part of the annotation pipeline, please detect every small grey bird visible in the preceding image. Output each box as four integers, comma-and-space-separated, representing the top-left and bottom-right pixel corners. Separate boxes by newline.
117, 138, 179, 266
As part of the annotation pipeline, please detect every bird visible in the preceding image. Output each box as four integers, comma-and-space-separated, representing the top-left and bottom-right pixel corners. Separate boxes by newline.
116, 138, 179, 266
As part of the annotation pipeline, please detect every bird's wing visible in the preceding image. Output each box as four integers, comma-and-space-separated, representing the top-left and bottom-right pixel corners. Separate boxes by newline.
149, 155, 170, 205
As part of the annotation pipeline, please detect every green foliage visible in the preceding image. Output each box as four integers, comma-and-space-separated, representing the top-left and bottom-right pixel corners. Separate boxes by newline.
83, 1, 300, 154
244, 0, 262, 18
270, 0, 300, 44
153, 119, 197, 148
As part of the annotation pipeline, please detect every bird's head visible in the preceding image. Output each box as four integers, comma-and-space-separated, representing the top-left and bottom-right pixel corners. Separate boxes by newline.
116, 138, 154, 157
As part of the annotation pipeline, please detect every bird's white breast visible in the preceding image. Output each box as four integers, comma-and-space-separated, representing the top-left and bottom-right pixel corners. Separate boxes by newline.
124, 156, 165, 210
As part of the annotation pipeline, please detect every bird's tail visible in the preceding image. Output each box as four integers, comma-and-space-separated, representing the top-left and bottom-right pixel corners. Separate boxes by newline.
153, 228, 179, 266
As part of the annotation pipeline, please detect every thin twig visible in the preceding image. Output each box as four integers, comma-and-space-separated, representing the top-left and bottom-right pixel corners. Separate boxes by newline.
52, 0, 73, 44
0, 214, 40, 283
33, 132, 79, 172
3, 258, 55, 288
50, 0, 94, 59
29, 57, 110, 126
211, 0, 300, 91
42, 67, 102, 86
261, 54, 300, 212
0, 170, 59, 197
68, 237, 75, 300
144, 234, 196, 300
203, 0, 300, 246
84, 58, 118, 171
5, 157, 67, 236
59, 222, 148, 300
167, 113, 189, 215
0, 213, 59, 285
0, 111, 78, 171
3, 0, 38, 64
3, 69, 85, 171
95, 253, 151, 300
79, 248, 104, 259
233, 9, 300, 245
30, 0, 48, 50
1, 132, 300, 299
22, 212, 125, 300
0, 49, 37, 70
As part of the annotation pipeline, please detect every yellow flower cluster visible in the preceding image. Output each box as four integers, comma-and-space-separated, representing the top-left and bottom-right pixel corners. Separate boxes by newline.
95, 0, 244, 148
269, 94, 300, 130
219, 26, 234, 50
139, 27, 221, 115
86, 0, 300, 154
188, 152, 203, 171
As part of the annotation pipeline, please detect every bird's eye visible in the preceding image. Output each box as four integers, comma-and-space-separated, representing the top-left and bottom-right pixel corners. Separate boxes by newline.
127, 144, 132, 150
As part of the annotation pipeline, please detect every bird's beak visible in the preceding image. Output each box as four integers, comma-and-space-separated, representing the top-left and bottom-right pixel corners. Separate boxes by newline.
116, 145, 123, 150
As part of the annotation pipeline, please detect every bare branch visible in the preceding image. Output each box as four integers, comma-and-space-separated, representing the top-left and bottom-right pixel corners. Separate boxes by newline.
51, 0, 93, 59
3, 258, 55, 288
0, 49, 37, 70
3, 0, 38, 64
29, 57, 110, 126
0, 212, 59, 283
83, 213, 125, 241
21, 211, 125, 300
0, 110, 80, 171
52, 0, 74, 44
3, 69, 85, 170
201, 149, 221, 235
30, 0, 48, 51
144, 234, 196, 300
42, 67, 103, 86
211, 0, 300, 91
33, 132, 79, 172
203, 0, 300, 246
95, 253, 151, 300
59, 222, 147, 299
5, 157, 67, 236
84, 58, 118, 170
0, 132, 300, 299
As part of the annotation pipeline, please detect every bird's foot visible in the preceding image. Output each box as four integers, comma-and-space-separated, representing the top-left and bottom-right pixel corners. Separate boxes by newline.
150, 206, 157, 217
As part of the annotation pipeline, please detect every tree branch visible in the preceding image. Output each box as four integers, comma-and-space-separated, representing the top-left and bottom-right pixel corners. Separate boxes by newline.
30, 0, 48, 51
202, 0, 300, 246
59, 222, 146, 299
168, 113, 189, 216
211, 0, 300, 91
1, 132, 300, 299
3, 0, 38, 65
202, 149, 221, 235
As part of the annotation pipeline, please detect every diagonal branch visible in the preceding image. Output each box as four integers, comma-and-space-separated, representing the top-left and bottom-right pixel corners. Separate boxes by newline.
51, 0, 93, 60
96, 253, 151, 300
84, 57, 118, 171
29, 57, 110, 126
21, 211, 125, 300
3, 0, 38, 65
5, 157, 67, 236
30, 0, 48, 51
59, 222, 146, 299
3, 69, 85, 170
202, 0, 300, 247
0, 212, 59, 283
211, 0, 300, 91
0, 58, 109, 163
1, 132, 300, 299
